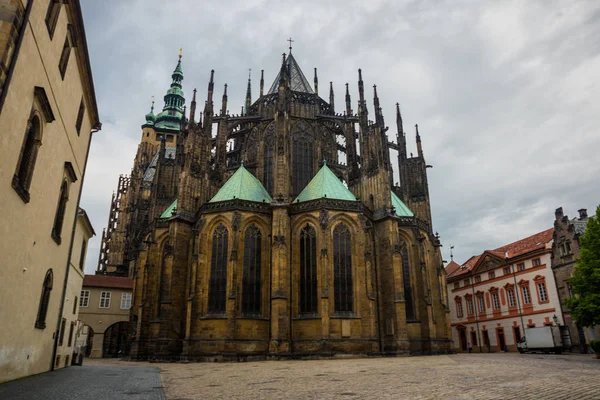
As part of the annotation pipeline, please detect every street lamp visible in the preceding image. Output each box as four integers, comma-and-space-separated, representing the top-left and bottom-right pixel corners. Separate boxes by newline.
461, 265, 482, 353
507, 252, 527, 349
553, 314, 559, 325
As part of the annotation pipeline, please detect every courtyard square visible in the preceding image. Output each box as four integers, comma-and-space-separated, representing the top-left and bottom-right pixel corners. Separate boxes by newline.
154, 353, 600, 399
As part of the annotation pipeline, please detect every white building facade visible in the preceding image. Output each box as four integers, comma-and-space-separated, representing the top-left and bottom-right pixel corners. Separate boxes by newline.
446, 228, 564, 352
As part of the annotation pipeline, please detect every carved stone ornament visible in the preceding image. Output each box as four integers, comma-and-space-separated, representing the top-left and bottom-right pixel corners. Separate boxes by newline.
190, 160, 202, 178
231, 211, 242, 230
273, 234, 286, 248
319, 209, 329, 229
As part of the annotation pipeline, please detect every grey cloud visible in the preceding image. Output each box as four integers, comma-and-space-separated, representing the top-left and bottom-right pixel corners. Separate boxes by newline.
79, 0, 600, 272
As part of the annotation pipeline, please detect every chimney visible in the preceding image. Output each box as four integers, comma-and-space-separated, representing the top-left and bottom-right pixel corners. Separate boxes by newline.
578, 208, 588, 219
555, 207, 563, 220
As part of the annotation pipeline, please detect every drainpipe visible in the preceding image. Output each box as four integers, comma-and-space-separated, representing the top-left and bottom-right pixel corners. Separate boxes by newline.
51, 123, 101, 370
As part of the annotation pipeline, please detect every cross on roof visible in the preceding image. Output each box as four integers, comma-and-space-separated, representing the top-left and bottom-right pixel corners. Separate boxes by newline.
288, 37, 294, 53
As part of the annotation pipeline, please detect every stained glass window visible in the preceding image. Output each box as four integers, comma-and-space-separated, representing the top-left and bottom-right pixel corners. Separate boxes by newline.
208, 224, 228, 314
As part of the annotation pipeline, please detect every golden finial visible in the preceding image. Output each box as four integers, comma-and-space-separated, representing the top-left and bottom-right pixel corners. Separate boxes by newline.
179, 47, 183, 59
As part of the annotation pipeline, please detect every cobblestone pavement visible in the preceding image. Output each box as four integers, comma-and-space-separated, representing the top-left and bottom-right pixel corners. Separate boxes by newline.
154, 353, 600, 400
0, 362, 164, 400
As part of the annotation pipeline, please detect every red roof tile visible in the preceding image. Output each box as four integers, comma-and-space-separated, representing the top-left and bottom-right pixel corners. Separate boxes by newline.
445, 261, 462, 276
450, 228, 554, 279
83, 274, 133, 289
493, 228, 554, 258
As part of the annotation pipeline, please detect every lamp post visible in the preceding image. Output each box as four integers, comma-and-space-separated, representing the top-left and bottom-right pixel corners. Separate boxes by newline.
507, 253, 527, 349
461, 265, 482, 353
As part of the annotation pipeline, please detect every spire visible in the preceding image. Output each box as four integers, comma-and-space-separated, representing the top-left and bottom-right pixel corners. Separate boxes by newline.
278, 53, 287, 88
357, 69, 368, 122
396, 103, 406, 160
329, 82, 335, 113
260, 69, 264, 97
203, 70, 215, 125
154, 52, 185, 130
268, 52, 314, 94
373, 85, 384, 127
143, 97, 156, 127
221, 83, 228, 116
189, 88, 197, 124
314, 68, 319, 96
416, 124, 423, 157
245, 69, 252, 114
345, 83, 352, 116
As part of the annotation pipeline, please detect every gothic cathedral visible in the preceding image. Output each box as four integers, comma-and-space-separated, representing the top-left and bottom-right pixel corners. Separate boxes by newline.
97, 49, 452, 360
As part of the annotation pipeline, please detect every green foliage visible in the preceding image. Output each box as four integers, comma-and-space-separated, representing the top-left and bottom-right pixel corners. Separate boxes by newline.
566, 205, 600, 328
591, 340, 600, 354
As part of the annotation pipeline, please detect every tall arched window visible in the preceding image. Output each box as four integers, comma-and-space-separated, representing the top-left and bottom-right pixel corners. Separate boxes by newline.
402, 246, 415, 320
263, 142, 273, 195
334, 224, 353, 313
208, 224, 228, 314
299, 224, 317, 314
292, 136, 313, 195
263, 125, 274, 195
13, 115, 42, 200
51, 180, 69, 244
35, 269, 53, 329
242, 225, 262, 316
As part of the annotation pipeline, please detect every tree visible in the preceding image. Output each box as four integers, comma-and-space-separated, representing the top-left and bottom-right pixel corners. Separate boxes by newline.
566, 205, 600, 328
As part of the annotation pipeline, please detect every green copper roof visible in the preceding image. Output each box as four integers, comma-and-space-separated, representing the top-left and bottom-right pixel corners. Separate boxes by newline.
294, 162, 357, 203
209, 163, 272, 203
160, 199, 177, 218
391, 191, 414, 217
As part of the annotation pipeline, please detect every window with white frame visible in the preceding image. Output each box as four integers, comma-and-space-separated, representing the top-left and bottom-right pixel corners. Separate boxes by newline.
478, 296, 485, 312
80, 290, 90, 307
537, 282, 548, 302
517, 263, 525, 271
120, 292, 132, 310
532, 258, 541, 267
507, 289, 516, 307
492, 292, 500, 309
456, 299, 463, 318
99, 291, 111, 308
522, 286, 531, 304
466, 298, 474, 315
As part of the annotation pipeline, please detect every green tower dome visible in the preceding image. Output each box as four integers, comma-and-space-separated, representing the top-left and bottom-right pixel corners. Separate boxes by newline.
154, 52, 185, 131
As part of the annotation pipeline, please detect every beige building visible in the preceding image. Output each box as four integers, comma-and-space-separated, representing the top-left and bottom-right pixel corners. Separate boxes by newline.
0, 0, 99, 383
55, 208, 95, 367
78, 275, 133, 358
446, 229, 564, 352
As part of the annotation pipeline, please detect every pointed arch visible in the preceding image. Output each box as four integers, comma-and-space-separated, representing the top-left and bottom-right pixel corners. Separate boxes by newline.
333, 223, 353, 313
299, 223, 318, 314
208, 223, 228, 314
262, 123, 275, 195
401, 244, 415, 321
245, 127, 258, 165
35, 269, 53, 329
242, 224, 262, 316
292, 122, 314, 196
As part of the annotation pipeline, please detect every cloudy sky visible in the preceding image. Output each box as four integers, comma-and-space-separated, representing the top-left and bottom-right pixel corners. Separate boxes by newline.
79, 0, 600, 273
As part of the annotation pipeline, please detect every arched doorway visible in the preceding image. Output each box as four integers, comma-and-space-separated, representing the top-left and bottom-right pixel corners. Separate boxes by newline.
457, 326, 467, 351
102, 321, 131, 358
85, 327, 94, 357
